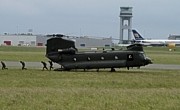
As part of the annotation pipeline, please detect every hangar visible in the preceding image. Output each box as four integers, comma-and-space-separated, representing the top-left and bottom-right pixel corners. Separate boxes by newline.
0, 34, 37, 46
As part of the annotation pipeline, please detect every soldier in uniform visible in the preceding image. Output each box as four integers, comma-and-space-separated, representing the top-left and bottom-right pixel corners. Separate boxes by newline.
1, 61, 8, 70
20, 61, 27, 70
48, 60, 53, 71
41, 61, 48, 70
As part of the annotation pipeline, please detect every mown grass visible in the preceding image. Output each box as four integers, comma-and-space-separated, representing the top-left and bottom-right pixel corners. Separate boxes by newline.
1, 45, 180, 64
0, 46, 45, 52
0, 46, 48, 61
0, 46, 180, 109
144, 47, 180, 64
0, 69, 179, 110
0, 51, 48, 62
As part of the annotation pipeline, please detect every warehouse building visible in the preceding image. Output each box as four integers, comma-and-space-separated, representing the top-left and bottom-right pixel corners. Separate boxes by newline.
0, 34, 113, 48
0, 34, 37, 46
45, 35, 113, 48
62, 36, 112, 48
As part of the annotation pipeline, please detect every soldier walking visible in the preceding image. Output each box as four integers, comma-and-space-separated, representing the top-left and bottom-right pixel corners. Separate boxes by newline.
20, 61, 27, 70
48, 61, 53, 71
1, 61, 8, 70
41, 61, 48, 70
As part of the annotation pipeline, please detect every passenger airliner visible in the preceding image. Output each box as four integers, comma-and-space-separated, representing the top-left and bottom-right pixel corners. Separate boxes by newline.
132, 30, 180, 46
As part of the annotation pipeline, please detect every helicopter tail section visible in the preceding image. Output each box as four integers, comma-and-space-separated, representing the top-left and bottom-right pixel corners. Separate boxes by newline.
46, 37, 77, 55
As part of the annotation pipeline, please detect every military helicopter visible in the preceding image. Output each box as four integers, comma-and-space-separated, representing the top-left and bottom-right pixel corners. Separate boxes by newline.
46, 34, 152, 71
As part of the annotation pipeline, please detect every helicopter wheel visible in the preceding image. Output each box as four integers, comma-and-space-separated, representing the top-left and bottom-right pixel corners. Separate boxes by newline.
111, 68, 116, 72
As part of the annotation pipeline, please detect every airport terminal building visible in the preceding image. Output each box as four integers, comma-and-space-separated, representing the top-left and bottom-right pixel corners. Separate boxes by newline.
168, 35, 180, 40
0, 34, 113, 48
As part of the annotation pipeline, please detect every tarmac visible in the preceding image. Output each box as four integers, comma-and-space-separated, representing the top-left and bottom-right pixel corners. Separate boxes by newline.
1, 61, 180, 70
142, 64, 180, 70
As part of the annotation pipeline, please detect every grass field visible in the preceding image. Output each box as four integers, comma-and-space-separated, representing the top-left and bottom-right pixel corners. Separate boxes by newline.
0, 46, 48, 61
0, 69, 179, 110
0, 46, 180, 64
144, 47, 180, 64
0, 46, 180, 109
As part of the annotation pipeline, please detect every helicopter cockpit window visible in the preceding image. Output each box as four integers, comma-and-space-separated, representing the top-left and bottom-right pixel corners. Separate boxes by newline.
139, 52, 146, 59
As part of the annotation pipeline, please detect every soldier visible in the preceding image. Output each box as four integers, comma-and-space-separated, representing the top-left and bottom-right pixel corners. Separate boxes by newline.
48, 61, 53, 71
1, 61, 8, 70
41, 61, 48, 70
20, 61, 27, 70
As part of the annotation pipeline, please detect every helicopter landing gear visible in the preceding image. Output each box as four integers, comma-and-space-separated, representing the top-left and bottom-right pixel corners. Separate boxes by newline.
110, 68, 116, 72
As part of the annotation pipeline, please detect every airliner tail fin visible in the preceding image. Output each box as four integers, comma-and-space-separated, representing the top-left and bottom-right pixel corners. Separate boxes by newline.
132, 30, 144, 40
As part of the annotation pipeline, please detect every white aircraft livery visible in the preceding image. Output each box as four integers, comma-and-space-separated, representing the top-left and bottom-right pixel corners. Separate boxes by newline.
132, 30, 180, 46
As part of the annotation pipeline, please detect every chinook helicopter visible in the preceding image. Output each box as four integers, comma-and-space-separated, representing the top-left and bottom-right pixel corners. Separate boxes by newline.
46, 34, 152, 71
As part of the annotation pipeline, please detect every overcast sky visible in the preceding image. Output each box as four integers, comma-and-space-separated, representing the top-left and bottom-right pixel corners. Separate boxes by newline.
0, 0, 180, 39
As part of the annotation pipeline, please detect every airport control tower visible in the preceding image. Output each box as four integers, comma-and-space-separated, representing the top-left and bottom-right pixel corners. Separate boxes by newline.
119, 7, 133, 44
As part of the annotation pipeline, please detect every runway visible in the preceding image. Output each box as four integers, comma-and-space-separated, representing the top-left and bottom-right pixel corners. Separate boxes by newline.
141, 64, 180, 70
1, 61, 60, 69
1, 61, 180, 70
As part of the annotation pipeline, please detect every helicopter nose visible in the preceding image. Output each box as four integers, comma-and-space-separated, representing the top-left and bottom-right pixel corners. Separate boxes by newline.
145, 57, 153, 65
